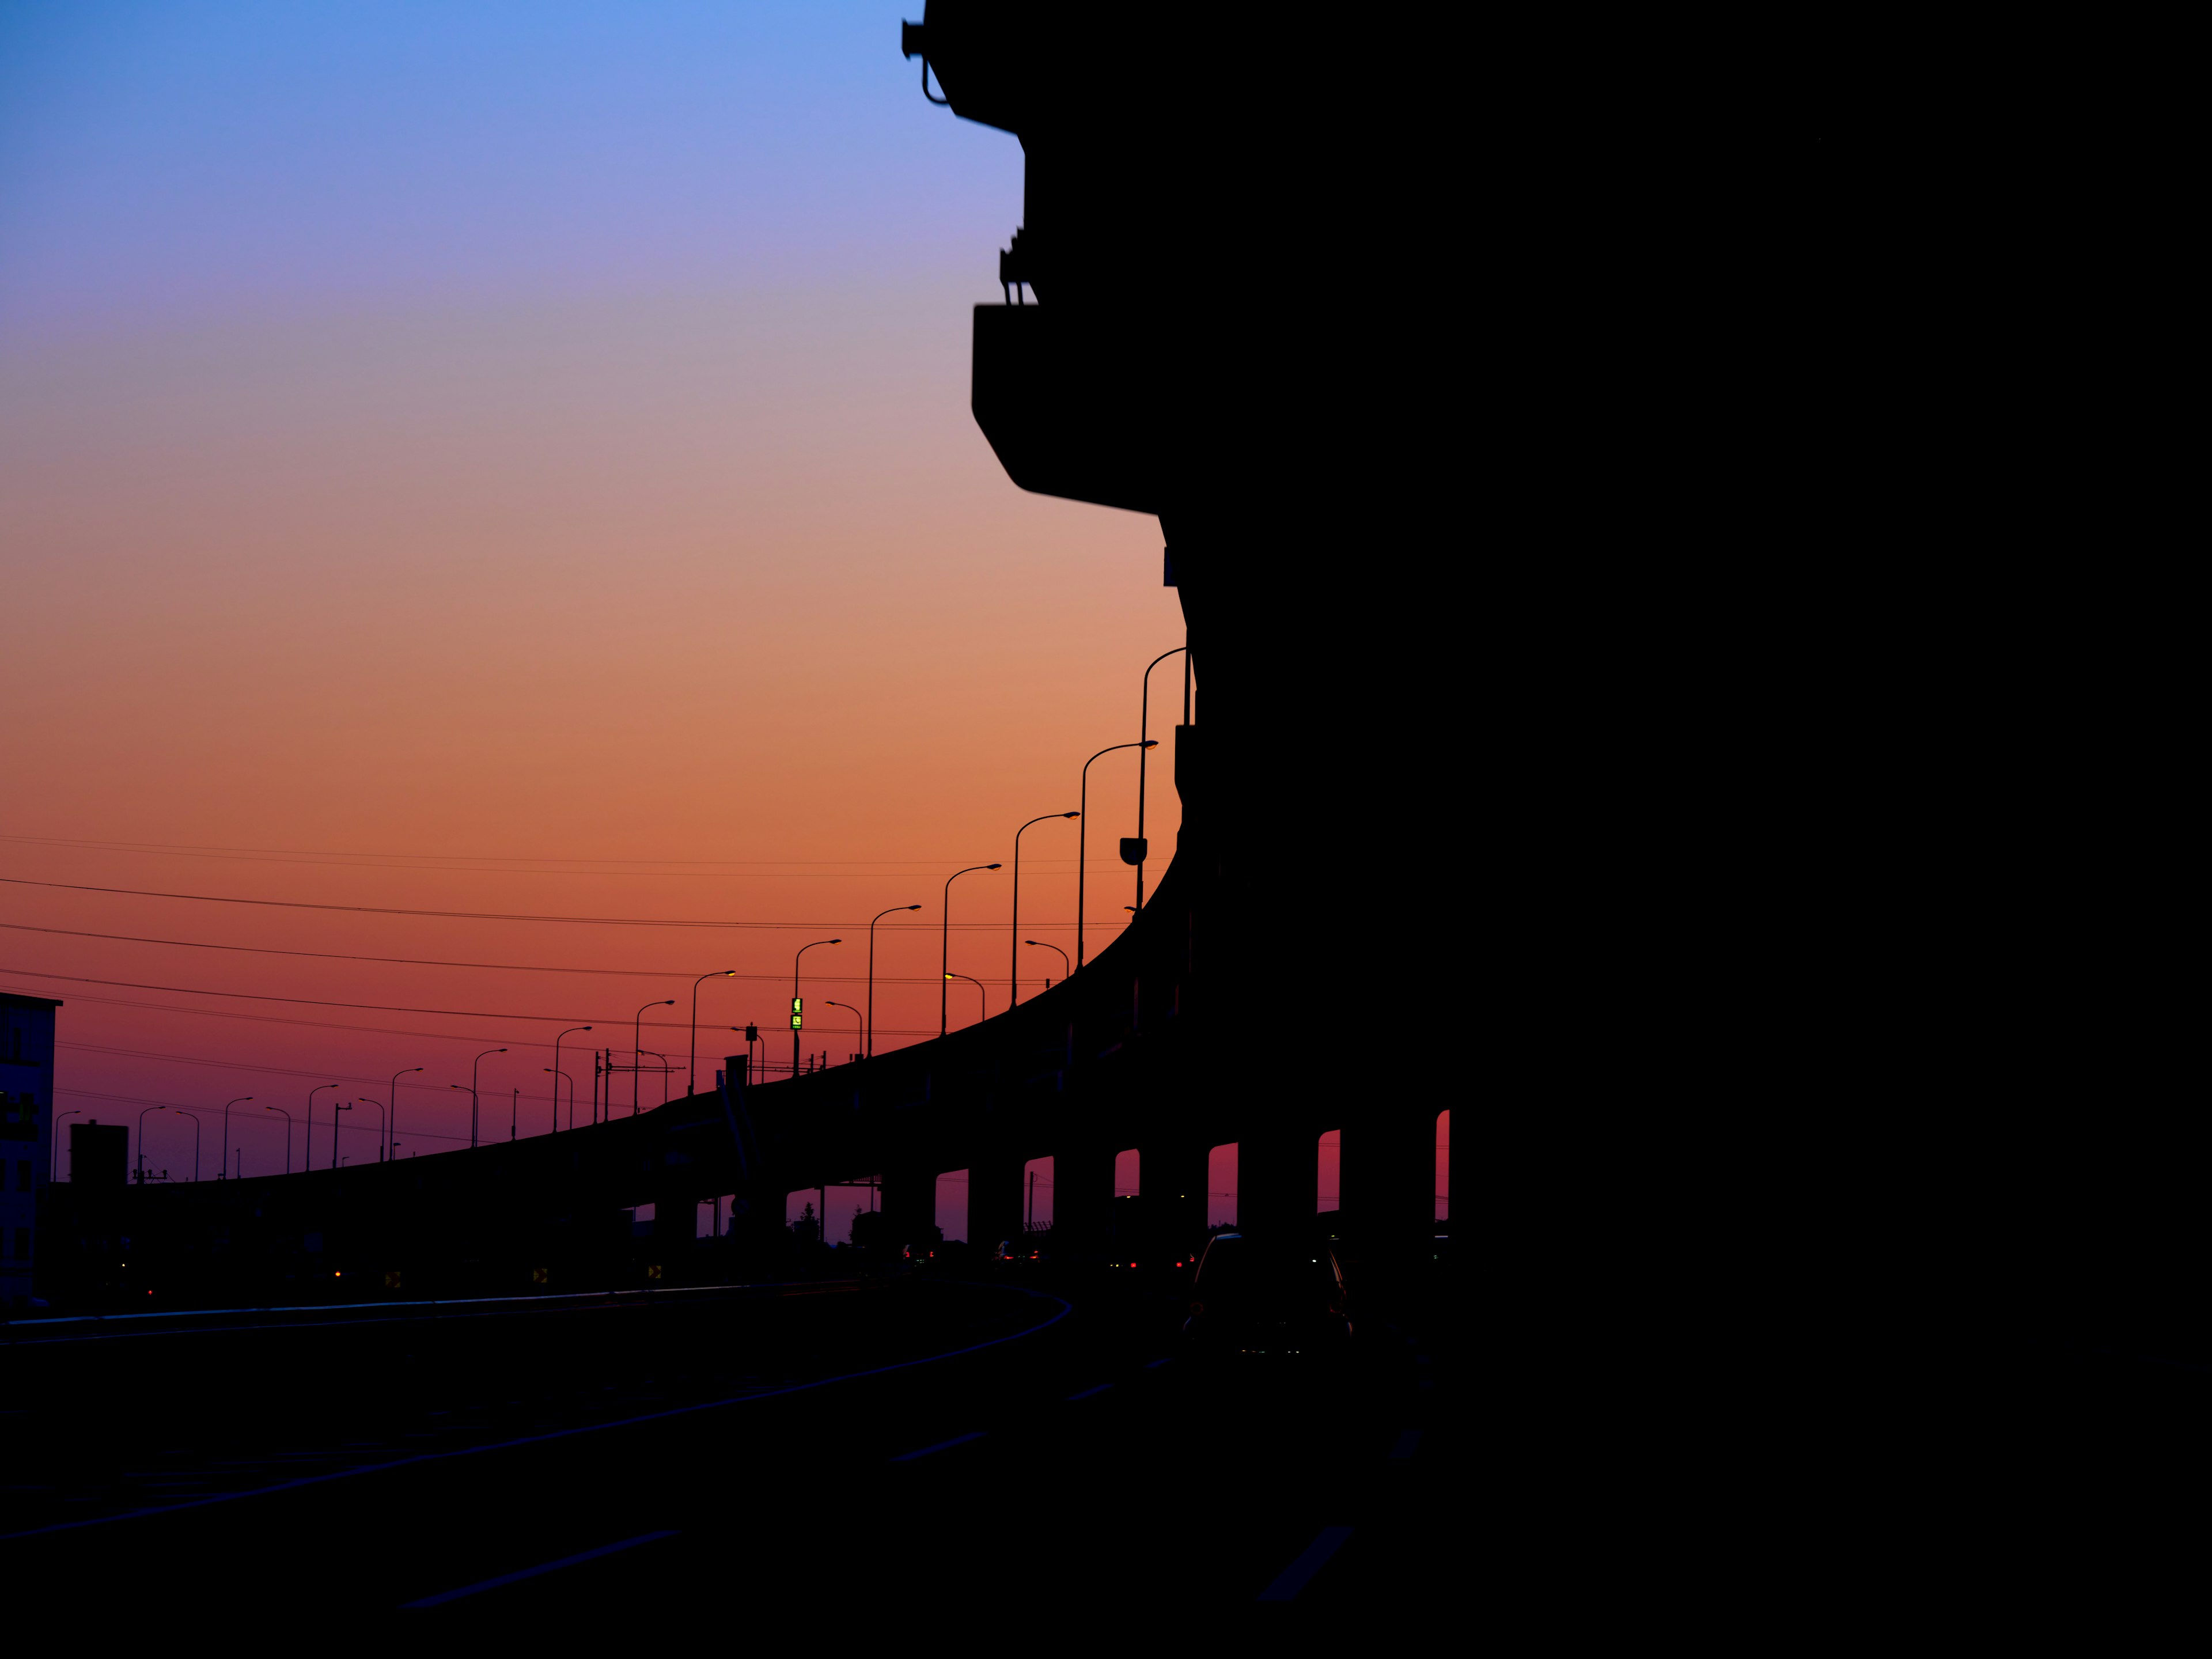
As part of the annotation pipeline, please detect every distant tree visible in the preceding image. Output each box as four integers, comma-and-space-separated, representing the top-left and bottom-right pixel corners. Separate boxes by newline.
792, 1201, 819, 1246
850, 1209, 888, 1252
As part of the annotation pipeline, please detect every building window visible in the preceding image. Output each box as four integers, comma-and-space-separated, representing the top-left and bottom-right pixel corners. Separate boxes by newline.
11, 1227, 28, 1260
16, 1159, 32, 1192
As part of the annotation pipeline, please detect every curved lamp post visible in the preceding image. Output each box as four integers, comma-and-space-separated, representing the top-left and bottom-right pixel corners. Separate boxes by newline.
465, 1050, 506, 1147
689, 973, 736, 1098
263, 1105, 293, 1175
824, 1000, 863, 1063
552, 1027, 591, 1133
385, 1067, 422, 1165
136, 1103, 164, 1183
51, 1109, 79, 1182
174, 1109, 202, 1182
867, 904, 921, 1059
306, 1084, 338, 1175
1024, 939, 1071, 991
1078, 742, 1157, 969
218, 1097, 252, 1180
1137, 646, 1190, 910
544, 1067, 575, 1131
631, 1005, 671, 1115
944, 972, 987, 1031
637, 1050, 676, 1108
940, 866, 999, 1037
354, 1106, 389, 1168
789, 944, 839, 1082
1012, 812, 1079, 1007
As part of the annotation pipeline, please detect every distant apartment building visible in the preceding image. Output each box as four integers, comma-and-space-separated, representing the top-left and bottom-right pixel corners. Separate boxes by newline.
2, 993, 60, 1308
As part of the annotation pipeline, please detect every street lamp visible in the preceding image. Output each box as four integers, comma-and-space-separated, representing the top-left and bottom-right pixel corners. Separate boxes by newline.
1024, 939, 1071, 991
218, 1097, 252, 1179
306, 1084, 338, 1175
1137, 645, 1190, 910
940, 866, 999, 1037
1078, 741, 1157, 969
866, 904, 921, 1059
465, 1050, 506, 1147
544, 1067, 576, 1131
174, 1109, 202, 1182
135, 1103, 162, 1183
552, 1027, 591, 1134
357, 1097, 388, 1161
689, 972, 736, 1098
944, 973, 987, 1031
51, 1109, 79, 1182
386, 1067, 422, 1165
630, 1005, 671, 1115
790, 942, 839, 1082
1012, 812, 1080, 1008
263, 1105, 293, 1175
824, 1000, 863, 1063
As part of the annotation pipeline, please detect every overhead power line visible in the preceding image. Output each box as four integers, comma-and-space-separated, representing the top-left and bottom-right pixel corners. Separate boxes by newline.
0, 874, 1063, 929
0, 921, 1056, 984
0, 829, 1111, 873
2, 964, 729, 1026
3, 984, 941, 1052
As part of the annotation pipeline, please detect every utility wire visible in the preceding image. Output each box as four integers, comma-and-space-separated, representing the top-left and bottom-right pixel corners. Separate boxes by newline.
0, 874, 1078, 928
0, 829, 1116, 872
0, 921, 1060, 983
1, 966, 964, 1031
3, 984, 942, 1052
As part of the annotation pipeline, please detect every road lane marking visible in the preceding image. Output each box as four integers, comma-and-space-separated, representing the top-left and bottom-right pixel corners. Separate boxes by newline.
1065, 1383, 1113, 1400
1390, 1430, 1422, 1460
892, 1431, 986, 1462
2, 1286, 1071, 1541
402, 1530, 680, 1607
1256, 1526, 1354, 1601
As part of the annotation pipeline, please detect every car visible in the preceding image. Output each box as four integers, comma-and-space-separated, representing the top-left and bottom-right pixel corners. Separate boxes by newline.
1181, 1232, 1352, 1358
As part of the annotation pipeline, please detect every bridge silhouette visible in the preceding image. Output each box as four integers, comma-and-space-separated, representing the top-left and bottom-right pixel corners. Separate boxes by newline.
47, 777, 1441, 1305
40, 3, 1450, 1312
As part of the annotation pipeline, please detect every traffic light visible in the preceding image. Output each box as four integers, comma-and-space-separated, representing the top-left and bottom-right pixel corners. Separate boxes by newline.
790, 996, 804, 1032
744, 1023, 760, 1044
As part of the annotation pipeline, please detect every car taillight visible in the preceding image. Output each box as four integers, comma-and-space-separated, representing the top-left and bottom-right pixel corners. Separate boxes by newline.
1188, 1301, 1205, 1316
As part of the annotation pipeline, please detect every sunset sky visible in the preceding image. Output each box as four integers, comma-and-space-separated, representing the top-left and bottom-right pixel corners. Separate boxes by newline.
0, 4, 1188, 1184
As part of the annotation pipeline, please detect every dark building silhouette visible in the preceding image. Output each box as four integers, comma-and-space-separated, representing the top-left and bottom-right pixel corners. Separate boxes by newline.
2, 992, 60, 1309
69, 1120, 127, 1188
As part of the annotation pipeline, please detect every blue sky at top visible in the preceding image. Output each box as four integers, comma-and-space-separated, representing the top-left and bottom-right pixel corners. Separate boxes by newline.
0, 2, 1020, 342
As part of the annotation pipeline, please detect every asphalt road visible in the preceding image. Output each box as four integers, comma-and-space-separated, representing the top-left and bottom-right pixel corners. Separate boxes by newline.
5, 1267, 1452, 1615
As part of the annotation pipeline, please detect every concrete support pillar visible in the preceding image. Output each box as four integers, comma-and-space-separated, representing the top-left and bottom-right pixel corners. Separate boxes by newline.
656, 1185, 698, 1267
1340, 1099, 1440, 1291
880, 1166, 935, 1251
1051, 1142, 1115, 1257
968, 1153, 1024, 1255
1237, 1115, 1319, 1243
1142, 1139, 1209, 1261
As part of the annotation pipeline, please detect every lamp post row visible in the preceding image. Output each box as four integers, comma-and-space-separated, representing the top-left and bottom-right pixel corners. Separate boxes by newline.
109, 642, 1189, 1179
